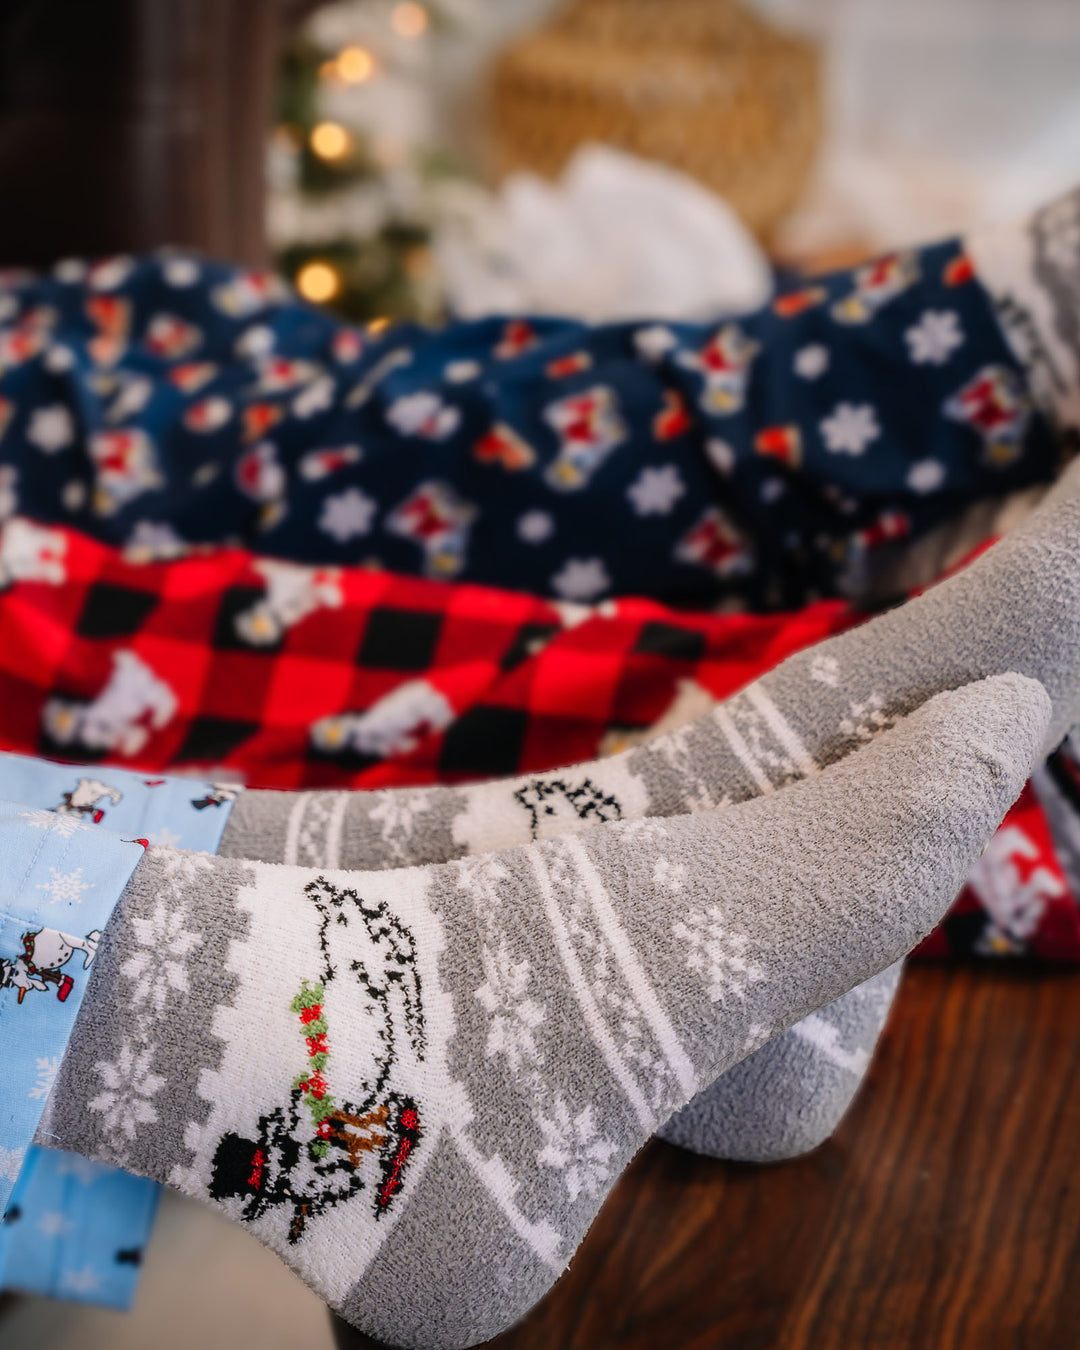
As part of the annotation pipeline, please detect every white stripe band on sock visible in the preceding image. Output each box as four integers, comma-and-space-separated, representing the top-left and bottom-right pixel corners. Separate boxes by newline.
283, 792, 311, 866
527, 849, 655, 1131
324, 792, 349, 870
562, 836, 697, 1099
744, 683, 818, 778
453, 1131, 563, 1269
713, 705, 775, 795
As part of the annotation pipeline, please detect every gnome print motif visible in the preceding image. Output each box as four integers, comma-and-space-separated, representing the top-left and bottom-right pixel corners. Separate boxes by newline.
208, 877, 425, 1239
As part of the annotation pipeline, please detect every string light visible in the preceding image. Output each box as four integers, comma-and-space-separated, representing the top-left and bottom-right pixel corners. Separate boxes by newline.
337, 44, 376, 83
297, 262, 341, 304
310, 121, 351, 160
391, 3, 428, 38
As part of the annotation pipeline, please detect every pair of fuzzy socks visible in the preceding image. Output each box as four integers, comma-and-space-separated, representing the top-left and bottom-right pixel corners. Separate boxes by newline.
211, 442, 1080, 1161
35, 672, 1047, 1350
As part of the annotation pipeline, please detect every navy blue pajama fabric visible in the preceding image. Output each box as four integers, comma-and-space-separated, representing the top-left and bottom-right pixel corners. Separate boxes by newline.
0, 240, 1058, 608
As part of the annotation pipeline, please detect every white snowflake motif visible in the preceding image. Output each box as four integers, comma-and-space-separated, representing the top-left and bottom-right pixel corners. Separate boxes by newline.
368, 790, 437, 854
674, 910, 765, 1003
147, 825, 182, 849
761, 477, 786, 504
633, 325, 678, 362
839, 692, 894, 743
386, 391, 461, 440
819, 402, 880, 457
652, 857, 686, 893
0, 1145, 25, 1182
319, 487, 377, 543
19, 808, 88, 838
61, 480, 86, 512
55, 1154, 106, 1185
292, 375, 336, 419
235, 324, 275, 359
122, 901, 201, 1014
28, 1055, 61, 1100
537, 1100, 618, 1203
44, 344, 75, 373
60, 1265, 102, 1296
551, 557, 611, 602
89, 1042, 166, 1141
517, 509, 555, 544
474, 939, 546, 1074
627, 465, 685, 516
905, 309, 964, 366
810, 653, 840, 687
705, 438, 736, 475
444, 359, 481, 384
906, 458, 946, 494
27, 404, 75, 453
162, 257, 200, 287
794, 343, 830, 380
36, 866, 94, 906
38, 1210, 74, 1238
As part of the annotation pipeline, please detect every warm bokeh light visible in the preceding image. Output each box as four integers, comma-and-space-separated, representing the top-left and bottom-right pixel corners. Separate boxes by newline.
310, 121, 351, 160
391, 3, 428, 39
367, 316, 391, 335
296, 262, 341, 303
337, 44, 376, 83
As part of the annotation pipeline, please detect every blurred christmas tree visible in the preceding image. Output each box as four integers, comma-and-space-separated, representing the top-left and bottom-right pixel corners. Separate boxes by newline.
272, 0, 474, 324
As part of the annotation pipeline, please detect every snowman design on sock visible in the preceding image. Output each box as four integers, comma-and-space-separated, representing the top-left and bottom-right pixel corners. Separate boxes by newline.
55, 776, 123, 824
207, 875, 426, 1240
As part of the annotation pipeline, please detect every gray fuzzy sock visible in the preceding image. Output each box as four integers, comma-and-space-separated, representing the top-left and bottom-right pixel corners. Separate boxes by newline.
216, 452, 1080, 1161
39, 674, 1046, 1349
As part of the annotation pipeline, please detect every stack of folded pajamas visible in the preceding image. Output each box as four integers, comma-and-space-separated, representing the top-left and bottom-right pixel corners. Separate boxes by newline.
0, 185, 1077, 1344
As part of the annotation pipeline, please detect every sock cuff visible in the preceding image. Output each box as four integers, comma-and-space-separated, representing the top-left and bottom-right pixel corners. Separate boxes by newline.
966, 186, 1080, 438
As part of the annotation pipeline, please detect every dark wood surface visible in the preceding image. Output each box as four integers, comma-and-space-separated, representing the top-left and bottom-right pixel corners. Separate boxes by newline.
334, 963, 1080, 1350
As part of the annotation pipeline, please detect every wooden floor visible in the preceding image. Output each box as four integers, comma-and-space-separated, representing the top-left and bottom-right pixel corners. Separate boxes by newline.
333, 964, 1080, 1350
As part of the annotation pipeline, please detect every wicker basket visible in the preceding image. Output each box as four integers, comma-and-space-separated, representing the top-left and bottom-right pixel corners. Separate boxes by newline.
486, 0, 821, 242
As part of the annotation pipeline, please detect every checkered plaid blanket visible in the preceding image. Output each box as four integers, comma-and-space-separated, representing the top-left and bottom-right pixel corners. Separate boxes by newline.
0, 514, 1078, 959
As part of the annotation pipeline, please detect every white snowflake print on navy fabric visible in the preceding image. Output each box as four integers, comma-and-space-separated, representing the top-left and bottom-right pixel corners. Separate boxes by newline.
633, 325, 678, 362
627, 465, 685, 516
551, 557, 611, 602
0, 1146, 25, 1182
61, 480, 86, 512
705, 438, 736, 475
121, 899, 201, 1014
444, 359, 481, 384
905, 309, 964, 366
906, 458, 946, 494
794, 343, 830, 379
761, 477, 786, 504
537, 1100, 618, 1203
44, 344, 75, 373
674, 909, 765, 1003
236, 324, 275, 359
820, 402, 880, 456
35, 866, 93, 906
319, 487, 377, 543
28, 1055, 61, 1100
89, 1041, 166, 1143
517, 510, 555, 544
386, 391, 461, 440
474, 939, 547, 1074
162, 257, 201, 288
292, 375, 335, 419
27, 405, 75, 453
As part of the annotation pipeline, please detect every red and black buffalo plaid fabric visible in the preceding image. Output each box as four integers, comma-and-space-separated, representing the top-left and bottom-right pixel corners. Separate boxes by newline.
0, 514, 1078, 960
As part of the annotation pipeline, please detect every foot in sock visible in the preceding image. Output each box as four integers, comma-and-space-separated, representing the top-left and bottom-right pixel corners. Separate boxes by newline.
36, 674, 1047, 1348
212, 451, 1080, 1158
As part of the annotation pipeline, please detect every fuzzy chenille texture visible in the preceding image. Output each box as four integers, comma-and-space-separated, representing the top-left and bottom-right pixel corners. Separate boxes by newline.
217, 450, 1080, 1160
39, 674, 1047, 1349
